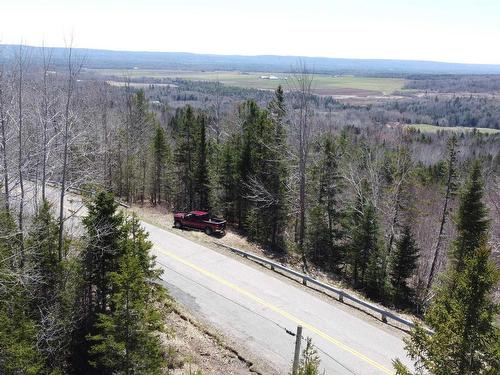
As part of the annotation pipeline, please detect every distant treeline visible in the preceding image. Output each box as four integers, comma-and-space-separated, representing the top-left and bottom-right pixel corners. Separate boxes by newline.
3, 43, 500, 75
404, 74, 500, 93
381, 96, 500, 129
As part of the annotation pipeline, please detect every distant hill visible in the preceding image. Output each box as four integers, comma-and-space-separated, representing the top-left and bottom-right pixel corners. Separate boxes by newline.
2, 44, 500, 75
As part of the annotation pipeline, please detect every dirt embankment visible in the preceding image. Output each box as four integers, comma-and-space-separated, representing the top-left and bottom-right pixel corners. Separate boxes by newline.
164, 304, 262, 375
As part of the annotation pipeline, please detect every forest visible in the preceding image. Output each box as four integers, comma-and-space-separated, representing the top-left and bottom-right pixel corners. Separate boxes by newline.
404, 74, 500, 93
0, 46, 499, 374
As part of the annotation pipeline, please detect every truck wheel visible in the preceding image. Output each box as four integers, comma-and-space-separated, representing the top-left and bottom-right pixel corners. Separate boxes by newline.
174, 221, 182, 229
204, 227, 212, 236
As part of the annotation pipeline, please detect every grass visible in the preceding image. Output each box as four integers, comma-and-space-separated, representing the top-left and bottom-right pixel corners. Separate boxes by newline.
407, 124, 500, 135
88, 69, 406, 95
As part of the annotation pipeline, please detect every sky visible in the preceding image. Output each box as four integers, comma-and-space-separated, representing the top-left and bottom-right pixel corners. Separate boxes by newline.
1, 0, 500, 64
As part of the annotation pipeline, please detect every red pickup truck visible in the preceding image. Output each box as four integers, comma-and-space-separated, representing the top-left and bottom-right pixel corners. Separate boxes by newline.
173, 211, 226, 236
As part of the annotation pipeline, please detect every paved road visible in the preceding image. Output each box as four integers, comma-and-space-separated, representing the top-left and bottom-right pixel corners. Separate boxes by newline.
26, 185, 411, 374
145, 222, 412, 375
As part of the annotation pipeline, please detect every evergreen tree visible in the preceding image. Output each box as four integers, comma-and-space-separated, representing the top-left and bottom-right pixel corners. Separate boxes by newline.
365, 241, 387, 300
71, 192, 124, 373
26, 200, 61, 313
122, 89, 155, 203
389, 225, 419, 306
219, 134, 242, 223
306, 135, 343, 270
238, 100, 261, 228
173, 106, 196, 210
306, 204, 332, 267
26, 201, 72, 373
206, 138, 225, 216
238, 95, 290, 251
451, 160, 488, 272
132, 90, 155, 205
71, 194, 169, 374
0, 209, 44, 375
267, 85, 289, 251
395, 163, 499, 374
150, 124, 170, 205
195, 114, 209, 210
89, 216, 168, 375
349, 196, 382, 289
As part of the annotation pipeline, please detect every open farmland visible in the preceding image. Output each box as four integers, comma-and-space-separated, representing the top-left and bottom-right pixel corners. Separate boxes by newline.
88, 69, 406, 95
406, 123, 500, 135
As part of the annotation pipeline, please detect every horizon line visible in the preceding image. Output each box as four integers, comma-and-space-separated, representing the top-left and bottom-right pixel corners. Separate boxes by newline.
2, 42, 500, 68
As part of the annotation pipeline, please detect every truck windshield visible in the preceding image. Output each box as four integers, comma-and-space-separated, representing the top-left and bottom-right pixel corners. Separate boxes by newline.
197, 214, 210, 221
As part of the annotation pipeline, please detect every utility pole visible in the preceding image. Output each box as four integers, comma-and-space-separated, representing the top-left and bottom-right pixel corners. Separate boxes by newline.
292, 325, 303, 374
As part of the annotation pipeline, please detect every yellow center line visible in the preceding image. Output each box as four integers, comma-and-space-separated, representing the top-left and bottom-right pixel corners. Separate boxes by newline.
156, 246, 394, 375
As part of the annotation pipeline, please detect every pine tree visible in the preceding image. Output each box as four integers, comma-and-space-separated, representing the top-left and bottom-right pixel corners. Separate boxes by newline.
82, 192, 124, 313
26, 200, 61, 312
219, 134, 242, 223
25, 200, 72, 373
306, 135, 343, 270
306, 204, 332, 266
71, 194, 169, 374
0, 209, 44, 375
236, 94, 291, 250
195, 114, 209, 210
89, 216, 168, 375
238, 100, 261, 229
395, 163, 499, 375
122, 89, 155, 203
173, 106, 196, 210
132, 90, 155, 204
349, 196, 382, 289
451, 160, 488, 272
207, 138, 225, 216
365, 242, 387, 300
389, 225, 419, 306
71, 192, 124, 373
150, 124, 170, 205
267, 85, 289, 251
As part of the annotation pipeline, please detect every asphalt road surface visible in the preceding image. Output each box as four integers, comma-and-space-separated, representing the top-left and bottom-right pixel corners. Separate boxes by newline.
23, 185, 411, 374
146, 222, 412, 375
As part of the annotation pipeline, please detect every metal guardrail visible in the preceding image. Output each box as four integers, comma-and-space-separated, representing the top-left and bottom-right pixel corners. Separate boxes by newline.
216, 242, 432, 333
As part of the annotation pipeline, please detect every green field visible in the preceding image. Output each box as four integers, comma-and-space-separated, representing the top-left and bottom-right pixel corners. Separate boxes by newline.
407, 124, 500, 135
90, 69, 405, 95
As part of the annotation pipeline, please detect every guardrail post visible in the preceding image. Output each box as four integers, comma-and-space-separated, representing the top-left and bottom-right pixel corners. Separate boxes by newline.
338, 293, 344, 303
270, 264, 275, 271
382, 312, 388, 323
302, 277, 307, 286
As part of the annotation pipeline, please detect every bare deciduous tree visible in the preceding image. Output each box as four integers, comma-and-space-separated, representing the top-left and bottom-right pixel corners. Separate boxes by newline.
57, 39, 83, 260
289, 62, 314, 267
426, 135, 458, 293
